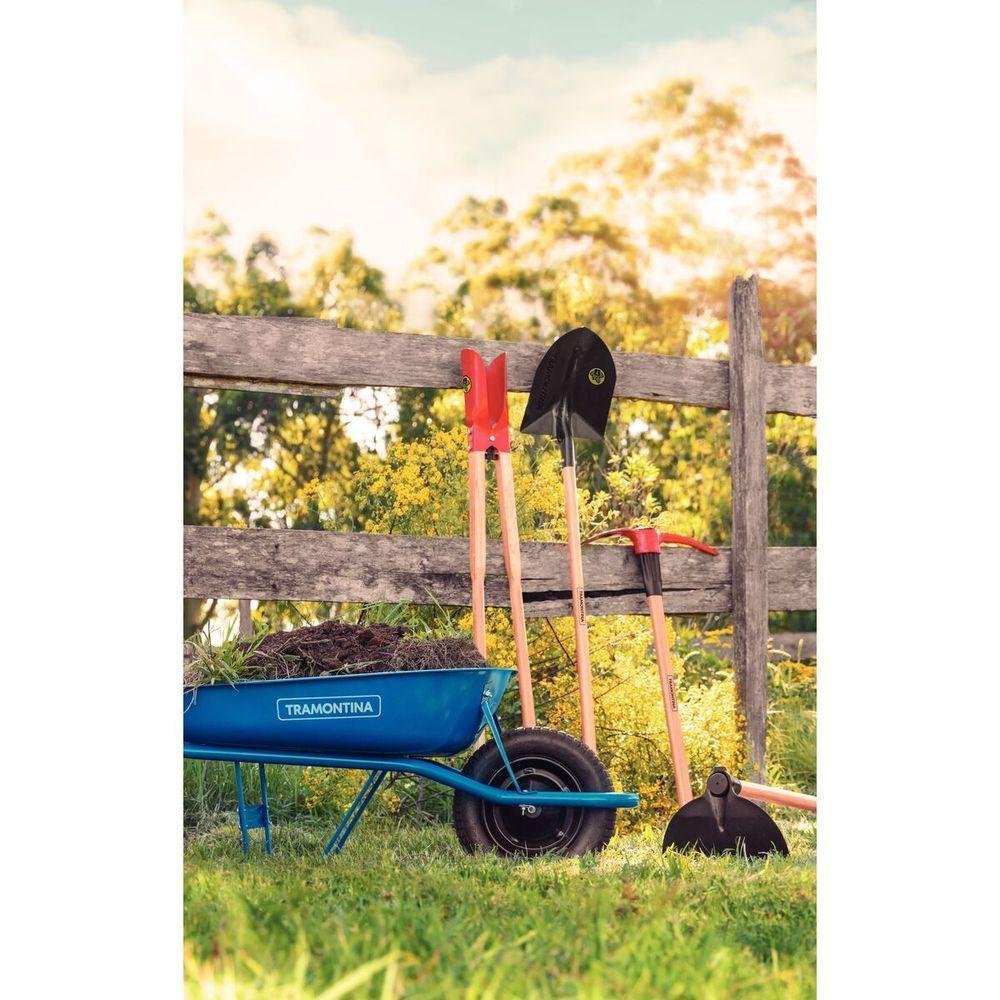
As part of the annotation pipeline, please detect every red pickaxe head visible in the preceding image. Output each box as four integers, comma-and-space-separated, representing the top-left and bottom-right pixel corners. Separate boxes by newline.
585, 526, 719, 597
586, 527, 719, 557
461, 349, 510, 453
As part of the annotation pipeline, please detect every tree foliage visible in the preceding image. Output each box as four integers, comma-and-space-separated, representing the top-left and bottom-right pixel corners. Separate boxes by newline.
182, 214, 402, 633
403, 81, 815, 547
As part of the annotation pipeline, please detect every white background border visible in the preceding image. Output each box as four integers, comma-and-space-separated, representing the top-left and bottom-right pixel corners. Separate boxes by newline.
3, 1, 999, 994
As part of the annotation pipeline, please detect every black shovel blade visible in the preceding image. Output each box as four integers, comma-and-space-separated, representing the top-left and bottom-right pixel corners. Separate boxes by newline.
520, 327, 616, 443
662, 768, 789, 859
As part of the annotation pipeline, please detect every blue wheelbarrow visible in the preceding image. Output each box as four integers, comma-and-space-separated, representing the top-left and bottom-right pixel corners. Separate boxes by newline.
184, 666, 639, 858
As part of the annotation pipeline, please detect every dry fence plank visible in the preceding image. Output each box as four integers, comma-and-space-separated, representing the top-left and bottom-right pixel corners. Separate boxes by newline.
728, 276, 770, 780
184, 313, 816, 417
184, 526, 815, 617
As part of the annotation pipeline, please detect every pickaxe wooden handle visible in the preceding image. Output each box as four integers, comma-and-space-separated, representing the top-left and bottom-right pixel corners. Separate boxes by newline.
587, 527, 817, 814
586, 527, 719, 804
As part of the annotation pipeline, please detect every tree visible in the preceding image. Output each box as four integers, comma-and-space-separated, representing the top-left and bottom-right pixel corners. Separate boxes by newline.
410, 80, 814, 361
182, 215, 402, 637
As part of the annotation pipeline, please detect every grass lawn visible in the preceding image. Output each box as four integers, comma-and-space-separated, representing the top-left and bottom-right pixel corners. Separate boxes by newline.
184, 811, 816, 999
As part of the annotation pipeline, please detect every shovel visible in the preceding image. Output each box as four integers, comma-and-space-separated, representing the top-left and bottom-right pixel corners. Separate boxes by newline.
461, 348, 536, 726
586, 526, 815, 857
520, 327, 616, 750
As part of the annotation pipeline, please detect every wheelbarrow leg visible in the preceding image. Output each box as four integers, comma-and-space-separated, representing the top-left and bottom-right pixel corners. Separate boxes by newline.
258, 764, 273, 855
323, 770, 388, 857
233, 762, 273, 856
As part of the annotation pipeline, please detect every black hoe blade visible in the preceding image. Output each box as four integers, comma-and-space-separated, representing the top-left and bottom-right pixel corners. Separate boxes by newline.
520, 327, 616, 465
663, 767, 789, 859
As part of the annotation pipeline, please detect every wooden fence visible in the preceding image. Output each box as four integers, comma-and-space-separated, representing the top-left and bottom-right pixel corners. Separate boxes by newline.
183, 275, 816, 778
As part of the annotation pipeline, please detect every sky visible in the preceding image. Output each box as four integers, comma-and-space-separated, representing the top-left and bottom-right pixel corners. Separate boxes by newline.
185, 0, 815, 284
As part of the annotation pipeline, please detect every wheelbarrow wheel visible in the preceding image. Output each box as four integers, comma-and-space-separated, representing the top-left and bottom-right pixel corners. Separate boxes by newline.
453, 727, 617, 858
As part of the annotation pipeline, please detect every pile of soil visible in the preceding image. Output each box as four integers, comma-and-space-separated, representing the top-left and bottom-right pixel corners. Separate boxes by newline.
185, 620, 488, 687
253, 620, 408, 675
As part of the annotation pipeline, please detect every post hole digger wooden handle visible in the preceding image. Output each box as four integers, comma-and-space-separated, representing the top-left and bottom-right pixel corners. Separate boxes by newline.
495, 450, 535, 725
467, 450, 488, 657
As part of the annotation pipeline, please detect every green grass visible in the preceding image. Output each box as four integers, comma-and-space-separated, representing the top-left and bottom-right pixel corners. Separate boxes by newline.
185, 813, 816, 999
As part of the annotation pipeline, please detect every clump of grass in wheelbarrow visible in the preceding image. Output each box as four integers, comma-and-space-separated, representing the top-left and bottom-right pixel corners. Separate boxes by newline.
183, 623, 289, 688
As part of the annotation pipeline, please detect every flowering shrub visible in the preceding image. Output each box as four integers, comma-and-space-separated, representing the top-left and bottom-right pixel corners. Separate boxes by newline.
302, 766, 402, 818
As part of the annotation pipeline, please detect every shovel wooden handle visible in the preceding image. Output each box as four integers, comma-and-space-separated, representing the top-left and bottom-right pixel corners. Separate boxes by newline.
467, 451, 487, 658
736, 781, 817, 813
646, 593, 693, 806
496, 451, 536, 726
562, 466, 596, 750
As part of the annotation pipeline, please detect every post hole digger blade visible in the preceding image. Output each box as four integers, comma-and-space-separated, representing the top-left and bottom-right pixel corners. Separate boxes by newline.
586, 526, 813, 857
461, 349, 536, 726
520, 328, 617, 750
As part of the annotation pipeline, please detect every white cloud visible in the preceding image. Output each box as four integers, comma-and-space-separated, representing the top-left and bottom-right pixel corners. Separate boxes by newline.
185, 0, 815, 286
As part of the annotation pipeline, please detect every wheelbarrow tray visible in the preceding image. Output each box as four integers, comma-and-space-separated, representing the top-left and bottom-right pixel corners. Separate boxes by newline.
183, 667, 511, 757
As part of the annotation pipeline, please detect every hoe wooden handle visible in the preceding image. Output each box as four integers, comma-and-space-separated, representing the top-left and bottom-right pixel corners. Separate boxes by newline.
496, 451, 536, 726
646, 593, 693, 806
467, 451, 487, 658
562, 467, 596, 750
737, 781, 817, 813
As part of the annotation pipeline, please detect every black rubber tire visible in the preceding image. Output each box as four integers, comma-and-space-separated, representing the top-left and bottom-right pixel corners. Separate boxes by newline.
452, 727, 617, 858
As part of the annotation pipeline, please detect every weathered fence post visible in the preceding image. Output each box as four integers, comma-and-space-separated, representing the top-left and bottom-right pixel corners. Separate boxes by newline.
238, 599, 253, 640
728, 275, 769, 780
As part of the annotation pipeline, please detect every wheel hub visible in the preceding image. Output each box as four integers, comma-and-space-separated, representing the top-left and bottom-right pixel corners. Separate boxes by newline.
481, 755, 585, 855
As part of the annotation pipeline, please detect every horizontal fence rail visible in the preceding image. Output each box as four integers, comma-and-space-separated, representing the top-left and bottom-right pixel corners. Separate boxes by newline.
184, 313, 816, 417
184, 526, 815, 617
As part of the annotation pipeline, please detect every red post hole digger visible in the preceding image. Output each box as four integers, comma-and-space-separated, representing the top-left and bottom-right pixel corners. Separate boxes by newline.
461, 348, 536, 726
586, 526, 817, 857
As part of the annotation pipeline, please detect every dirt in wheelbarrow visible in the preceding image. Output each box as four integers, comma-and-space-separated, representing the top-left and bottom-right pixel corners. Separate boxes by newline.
183, 620, 488, 687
